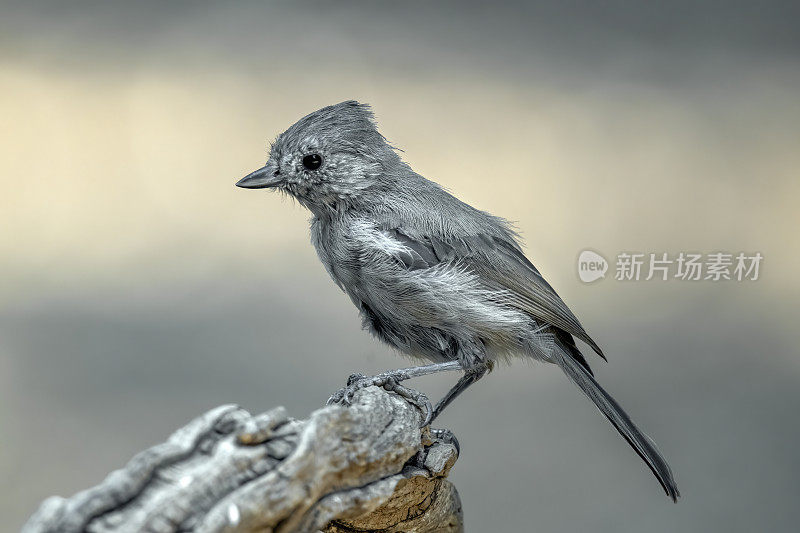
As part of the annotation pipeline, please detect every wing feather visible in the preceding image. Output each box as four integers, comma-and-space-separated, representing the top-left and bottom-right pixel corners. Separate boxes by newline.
380, 226, 605, 360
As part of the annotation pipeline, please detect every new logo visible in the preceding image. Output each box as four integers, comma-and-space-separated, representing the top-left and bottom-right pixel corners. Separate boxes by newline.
578, 250, 609, 283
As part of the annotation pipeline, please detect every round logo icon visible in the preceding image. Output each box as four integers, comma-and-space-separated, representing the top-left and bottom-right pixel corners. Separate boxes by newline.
577, 250, 608, 283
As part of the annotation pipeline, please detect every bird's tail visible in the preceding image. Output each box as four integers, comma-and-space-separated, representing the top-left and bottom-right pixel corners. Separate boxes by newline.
552, 345, 680, 502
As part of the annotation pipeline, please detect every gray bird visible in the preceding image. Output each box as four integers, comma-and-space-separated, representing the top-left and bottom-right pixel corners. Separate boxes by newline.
237, 101, 679, 501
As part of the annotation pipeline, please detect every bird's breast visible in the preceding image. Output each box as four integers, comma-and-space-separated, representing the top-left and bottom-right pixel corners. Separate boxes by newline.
310, 217, 360, 293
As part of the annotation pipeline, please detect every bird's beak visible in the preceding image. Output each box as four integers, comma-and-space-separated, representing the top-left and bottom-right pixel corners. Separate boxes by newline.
236, 164, 282, 189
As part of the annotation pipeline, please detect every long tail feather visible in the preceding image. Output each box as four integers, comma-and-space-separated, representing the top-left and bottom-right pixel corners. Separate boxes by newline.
553, 346, 680, 502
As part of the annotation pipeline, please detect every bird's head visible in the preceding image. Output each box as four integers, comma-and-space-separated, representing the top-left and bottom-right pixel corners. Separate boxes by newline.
236, 101, 399, 215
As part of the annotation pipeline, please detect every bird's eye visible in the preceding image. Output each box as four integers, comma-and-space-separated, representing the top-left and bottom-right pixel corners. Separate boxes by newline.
302, 154, 323, 170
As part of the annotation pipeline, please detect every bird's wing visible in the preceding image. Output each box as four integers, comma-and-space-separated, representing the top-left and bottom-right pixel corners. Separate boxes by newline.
382, 227, 605, 360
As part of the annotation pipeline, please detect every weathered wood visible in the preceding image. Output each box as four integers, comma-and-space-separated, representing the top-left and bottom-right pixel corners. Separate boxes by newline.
22, 387, 463, 533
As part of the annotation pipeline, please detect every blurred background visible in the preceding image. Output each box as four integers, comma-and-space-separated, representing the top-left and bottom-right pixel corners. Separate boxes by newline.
1, 1, 798, 531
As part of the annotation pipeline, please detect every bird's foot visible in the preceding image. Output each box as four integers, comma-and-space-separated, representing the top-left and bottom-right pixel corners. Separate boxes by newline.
430, 428, 460, 456
327, 371, 433, 427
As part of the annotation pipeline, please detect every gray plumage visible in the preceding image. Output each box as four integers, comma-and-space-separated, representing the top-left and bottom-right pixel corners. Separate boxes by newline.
237, 100, 679, 501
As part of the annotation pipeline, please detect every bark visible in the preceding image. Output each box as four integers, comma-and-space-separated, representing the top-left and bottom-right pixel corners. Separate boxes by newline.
22, 387, 463, 533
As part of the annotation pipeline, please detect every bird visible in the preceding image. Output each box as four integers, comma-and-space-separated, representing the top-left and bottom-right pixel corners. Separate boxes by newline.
236, 100, 679, 501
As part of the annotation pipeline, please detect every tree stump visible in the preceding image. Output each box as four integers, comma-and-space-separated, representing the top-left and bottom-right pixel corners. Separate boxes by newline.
22, 387, 463, 533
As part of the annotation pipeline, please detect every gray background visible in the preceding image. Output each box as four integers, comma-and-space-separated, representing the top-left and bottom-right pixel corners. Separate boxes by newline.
1, 2, 798, 531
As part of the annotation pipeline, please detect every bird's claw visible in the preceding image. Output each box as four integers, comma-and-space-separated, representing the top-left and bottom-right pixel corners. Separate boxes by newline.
346, 372, 368, 386
326, 373, 368, 406
430, 427, 460, 456
383, 377, 433, 427
327, 372, 433, 427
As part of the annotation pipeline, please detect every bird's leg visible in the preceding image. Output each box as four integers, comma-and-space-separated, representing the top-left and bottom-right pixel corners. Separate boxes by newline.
429, 360, 492, 424
326, 361, 462, 427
